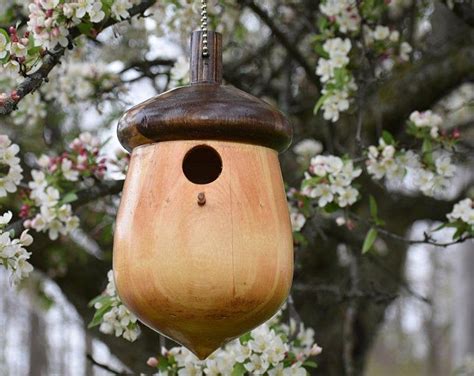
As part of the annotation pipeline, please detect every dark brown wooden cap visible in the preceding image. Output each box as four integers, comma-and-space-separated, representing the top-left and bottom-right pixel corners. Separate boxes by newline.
117, 31, 292, 153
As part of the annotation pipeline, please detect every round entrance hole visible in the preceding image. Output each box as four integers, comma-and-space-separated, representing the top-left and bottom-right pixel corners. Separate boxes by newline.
182, 145, 223, 184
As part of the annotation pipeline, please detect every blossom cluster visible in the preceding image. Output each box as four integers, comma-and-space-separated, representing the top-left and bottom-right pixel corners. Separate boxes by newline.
319, 0, 361, 34
89, 270, 140, 342
446, 198, 474, 239
293, 139, 323, 167
315, 0, 413, 122
43, 59, 120, 106
366, 136, 456, 197
290, 203, 306, 233
315, 38, 356, 122
366, 138, 411, 182
366, 110, 459, 197
407, 110, 443, 140
0, 26, 38, 75
0, 0, 139, 80
0, 135, 23, 197
28, 0, 139, 50
301, 155, 362, 209
2, 55, 120, 128
0, 212, 34, 286
146, 308, 321, 375
363, 25, 412, 62
22, 132, 107, 240
13, 92, 47, 128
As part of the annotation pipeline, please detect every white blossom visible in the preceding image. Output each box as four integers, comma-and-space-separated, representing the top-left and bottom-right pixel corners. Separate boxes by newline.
316, 59, 333, 83
0, 211, 13, 226
409, 110, 442, 129
88, 2, 106, 23
435, 156, 456, 178
320, 0, 360, 33
290, 207, 306, 232
293, 139, 323, 166
0, 135, 23, 197
337, 187, 359, 207
323, 38, 351, 68
373, 25, 390, 40
171, 56, 190, 83
321, 89, 350, 122
303, 155, 361, 208
61, 159, 79, 181
95, 270, 141, 342
111, 0, 134, 21
400, 41, 412, 61
0, 218, 34, 286
448, 198, 474, 226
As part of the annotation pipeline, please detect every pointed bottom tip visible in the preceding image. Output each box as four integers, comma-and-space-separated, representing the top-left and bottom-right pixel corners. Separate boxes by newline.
186, 343, 225, 360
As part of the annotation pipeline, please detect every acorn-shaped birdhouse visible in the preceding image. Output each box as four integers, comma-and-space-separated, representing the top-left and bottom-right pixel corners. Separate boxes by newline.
113, 31, 293, 359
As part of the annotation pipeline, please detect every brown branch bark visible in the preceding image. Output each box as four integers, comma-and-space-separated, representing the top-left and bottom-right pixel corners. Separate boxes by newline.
236, 0, 320, 88
364, 44, 474, 137
0, 0, 157, 117
441, 0, 474, 28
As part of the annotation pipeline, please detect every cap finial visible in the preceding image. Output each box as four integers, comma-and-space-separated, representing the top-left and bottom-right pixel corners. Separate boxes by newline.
190, 31, 223, 84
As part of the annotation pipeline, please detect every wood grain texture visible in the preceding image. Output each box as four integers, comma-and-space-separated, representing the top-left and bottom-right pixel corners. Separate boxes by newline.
113, 140, 294, 359
190, 31, 223, 84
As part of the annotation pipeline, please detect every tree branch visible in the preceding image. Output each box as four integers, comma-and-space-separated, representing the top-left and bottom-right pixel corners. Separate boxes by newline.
349, 212, 473, 249
86, 353, 126, 375
441, 0, 474, 28
0, 0, 157, 117
236, 0, 320, 88
364, 43, 474, 137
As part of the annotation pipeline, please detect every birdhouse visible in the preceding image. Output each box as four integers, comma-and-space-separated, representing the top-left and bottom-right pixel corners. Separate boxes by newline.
113, 31, 294, 359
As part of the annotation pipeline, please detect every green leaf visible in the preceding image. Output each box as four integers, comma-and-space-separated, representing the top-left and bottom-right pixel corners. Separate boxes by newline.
157, 356, 170, 371
0, 29, 10, 64
317, 16, 329, 32
422, 138, 432, 154
239, 332, 252, 345
88, 294, 108, 308
303, 360, 318, 369
432, 223, 447, 232
362, 227, 378, 254
422, 138, 434, 166
334, 68, 348, 88
301, 176, 323, 188
0, 28, 10, 41
315, 44, 329, 59
382, 130, 395, 145
88, 297, 115, 328
232, 363, 246, 376
314, 91, 333, 115
293, 232, 308, 246
61, 192, 78, 205
452, 224, 468, 240
323, 202, 340, 213
369, 195, 378, 220
77, 22, 94, 35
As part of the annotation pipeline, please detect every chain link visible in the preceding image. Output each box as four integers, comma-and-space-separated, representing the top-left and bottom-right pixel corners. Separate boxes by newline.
200, 0, 209, 57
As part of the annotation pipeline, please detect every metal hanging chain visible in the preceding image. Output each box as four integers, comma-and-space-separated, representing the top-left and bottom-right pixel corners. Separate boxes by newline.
200, 0, 209, 57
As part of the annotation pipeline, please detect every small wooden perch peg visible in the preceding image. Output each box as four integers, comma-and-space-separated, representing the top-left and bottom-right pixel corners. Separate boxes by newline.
197, 192, 206, 206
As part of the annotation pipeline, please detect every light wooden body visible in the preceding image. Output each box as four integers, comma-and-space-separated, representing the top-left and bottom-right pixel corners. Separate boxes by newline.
113, 140, 294, 359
